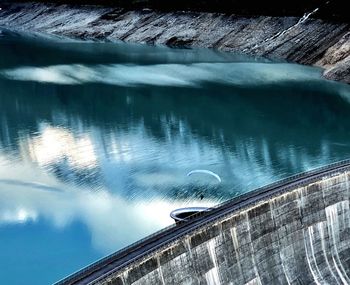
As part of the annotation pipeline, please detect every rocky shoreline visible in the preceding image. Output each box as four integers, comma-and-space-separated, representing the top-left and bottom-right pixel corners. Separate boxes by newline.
0, 2, 349, 83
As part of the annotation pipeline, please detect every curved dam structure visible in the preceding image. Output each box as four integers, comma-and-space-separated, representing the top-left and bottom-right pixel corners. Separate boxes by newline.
56, 160, 350, 285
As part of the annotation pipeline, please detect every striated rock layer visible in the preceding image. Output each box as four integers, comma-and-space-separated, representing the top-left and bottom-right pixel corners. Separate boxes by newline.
0, 2, 349, 83
96, 170, 350, 285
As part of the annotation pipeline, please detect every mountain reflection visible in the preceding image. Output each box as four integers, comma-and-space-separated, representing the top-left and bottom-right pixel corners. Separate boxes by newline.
1, 77, 350, 200
1, 30, 350, 285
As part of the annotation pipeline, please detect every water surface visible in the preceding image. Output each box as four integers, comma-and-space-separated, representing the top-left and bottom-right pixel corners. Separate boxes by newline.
1, 29, 350, 284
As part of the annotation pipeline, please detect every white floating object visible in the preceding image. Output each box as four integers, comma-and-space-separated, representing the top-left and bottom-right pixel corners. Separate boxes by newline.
187, 169, 221, 183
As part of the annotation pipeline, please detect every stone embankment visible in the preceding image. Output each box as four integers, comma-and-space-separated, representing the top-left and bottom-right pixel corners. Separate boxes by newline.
0, 2, 349, 83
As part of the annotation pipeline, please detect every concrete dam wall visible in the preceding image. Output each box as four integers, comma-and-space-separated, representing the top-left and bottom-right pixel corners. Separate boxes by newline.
57, 162, 350, 285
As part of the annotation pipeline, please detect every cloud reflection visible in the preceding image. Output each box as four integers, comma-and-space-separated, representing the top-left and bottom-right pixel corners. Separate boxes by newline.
0, 62, 324, 87
0, 208, 38, 224
26, 124, 98, 170
0, 164, 214, 253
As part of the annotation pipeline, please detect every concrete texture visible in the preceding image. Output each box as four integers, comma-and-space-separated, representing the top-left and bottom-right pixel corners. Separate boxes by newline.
96, 170, 350, 285
0, 2, 349, 83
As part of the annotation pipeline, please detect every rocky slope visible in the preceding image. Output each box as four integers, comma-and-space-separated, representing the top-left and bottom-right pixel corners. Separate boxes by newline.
0, 2, 349, 83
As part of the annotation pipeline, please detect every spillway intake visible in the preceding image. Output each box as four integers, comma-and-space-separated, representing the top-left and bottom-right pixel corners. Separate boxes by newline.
170, 207, 210, 224
56, 160, 350, 285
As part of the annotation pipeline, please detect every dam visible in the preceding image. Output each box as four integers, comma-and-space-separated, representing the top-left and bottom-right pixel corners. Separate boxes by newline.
1, 19, 350, 284
56, 160, 350, 285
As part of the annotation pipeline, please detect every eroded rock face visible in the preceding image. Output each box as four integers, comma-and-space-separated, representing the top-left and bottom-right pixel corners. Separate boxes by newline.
0, 2, 349, 83
317, 33, 350, 67
317, 33, 350, 83
323, 56, 350, 83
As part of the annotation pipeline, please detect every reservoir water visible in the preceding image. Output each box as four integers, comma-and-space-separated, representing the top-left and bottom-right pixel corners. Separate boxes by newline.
0, 29, 350, 284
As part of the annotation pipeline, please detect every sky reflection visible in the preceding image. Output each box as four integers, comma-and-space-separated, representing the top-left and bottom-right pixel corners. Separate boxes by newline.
1, 29, 350, 284
0, 149, 216, 272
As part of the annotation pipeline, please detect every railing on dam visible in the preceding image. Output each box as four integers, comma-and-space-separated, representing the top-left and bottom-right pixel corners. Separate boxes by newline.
55, 159, 350, 285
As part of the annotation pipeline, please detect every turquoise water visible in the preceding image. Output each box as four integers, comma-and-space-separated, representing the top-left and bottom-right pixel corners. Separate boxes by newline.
0, 29, 350, 284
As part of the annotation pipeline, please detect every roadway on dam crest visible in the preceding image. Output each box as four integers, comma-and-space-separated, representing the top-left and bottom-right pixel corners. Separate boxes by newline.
55, 159, 350, 285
